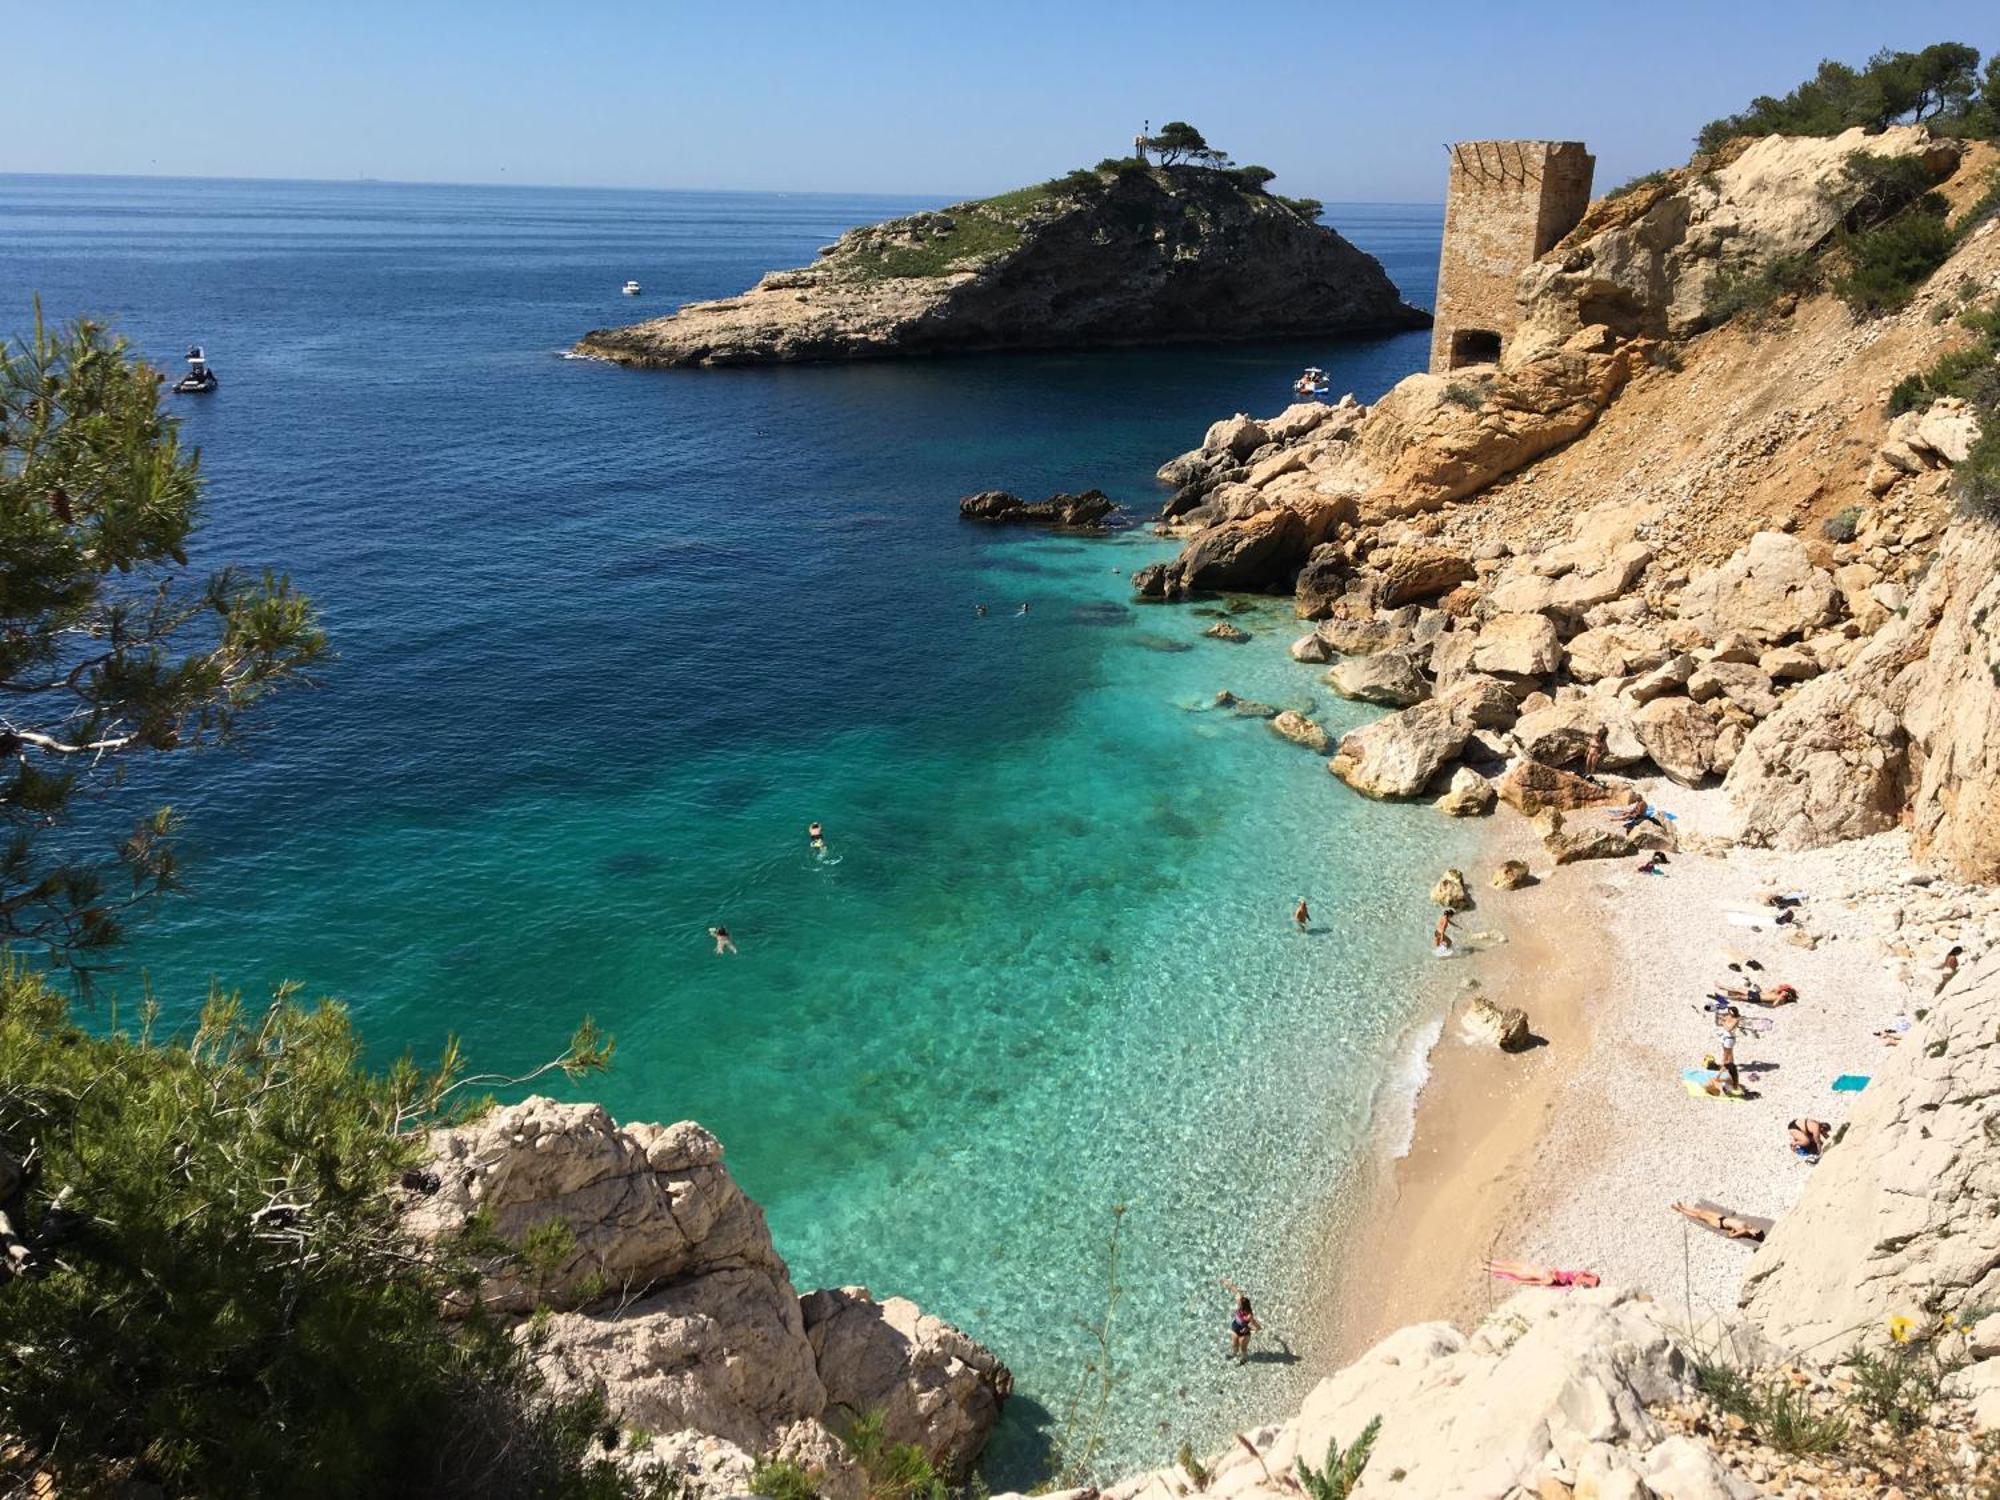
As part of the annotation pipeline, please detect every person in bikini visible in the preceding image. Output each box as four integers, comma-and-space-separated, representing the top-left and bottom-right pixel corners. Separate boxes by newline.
1672, 1201, 1766, 1241
1788, 1118, 1831, 1160
1293, 897, 1310, 931
708, 925, 737, 956
1220, 1280, 1260, 1364
1484, 1259, 1600, 1288
1433, 908, 1456, 954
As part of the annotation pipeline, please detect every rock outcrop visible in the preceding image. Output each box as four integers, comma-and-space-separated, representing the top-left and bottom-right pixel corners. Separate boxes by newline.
959, 489, 1118, 527
578, 166, 1426, 366
1741, 953, 2000, 1354
407, 1099, 1008, 1489
1094, 1289, 1750, 1500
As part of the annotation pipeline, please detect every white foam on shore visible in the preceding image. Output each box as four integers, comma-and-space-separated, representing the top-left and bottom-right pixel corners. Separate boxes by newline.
1375, 1009, 1447, 1160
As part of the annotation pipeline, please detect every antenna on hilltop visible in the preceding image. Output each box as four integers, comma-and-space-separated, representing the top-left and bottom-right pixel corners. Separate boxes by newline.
1135, 119, 1150, 164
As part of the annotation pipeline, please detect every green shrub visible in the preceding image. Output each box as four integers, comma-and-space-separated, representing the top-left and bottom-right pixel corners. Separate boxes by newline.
1888, 373, 1931, 414
1703, 252, 1817, 326
750, 1459, 821, 1500
841, 1411, 948, 1500
1294, 1417, 1380, 1500
1048, 168, 1103, 196
1848, 1340, 1954, 1434
0, 964, 640, 1499
1959, 426, 2000, 516
1831, 211, 1957, 314
1231, 165, 1277, 191
1754, 1379, 1850, 1455
1823, 505, 1867, 542
1606, 169, 1668, 200
1276, 196, 1322, 221
1442, 382, 1485, 410
1695, 43, 1990, 153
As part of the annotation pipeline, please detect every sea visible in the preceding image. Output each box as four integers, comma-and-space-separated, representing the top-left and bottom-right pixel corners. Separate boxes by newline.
0, 174, 1458, 1480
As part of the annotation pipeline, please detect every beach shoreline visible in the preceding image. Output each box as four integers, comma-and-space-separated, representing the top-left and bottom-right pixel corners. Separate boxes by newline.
1314, 777, 1950, 1370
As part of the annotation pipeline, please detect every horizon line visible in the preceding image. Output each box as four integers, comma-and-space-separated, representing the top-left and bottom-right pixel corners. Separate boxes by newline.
0, 167, 1447, 210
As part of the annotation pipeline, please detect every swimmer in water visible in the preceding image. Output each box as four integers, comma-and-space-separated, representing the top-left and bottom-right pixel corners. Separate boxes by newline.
708, 925, 737, 956
975, 603, 988, 617
808, 821, 825, 852
1018, 602, 1030, 616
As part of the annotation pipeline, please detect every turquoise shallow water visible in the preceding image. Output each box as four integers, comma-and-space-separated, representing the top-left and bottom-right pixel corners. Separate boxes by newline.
0, 175, 1458, 1479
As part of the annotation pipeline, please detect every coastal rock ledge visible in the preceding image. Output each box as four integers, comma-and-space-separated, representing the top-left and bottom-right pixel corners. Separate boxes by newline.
576, 164, 1427, 367
405, 1097, 1009, 1495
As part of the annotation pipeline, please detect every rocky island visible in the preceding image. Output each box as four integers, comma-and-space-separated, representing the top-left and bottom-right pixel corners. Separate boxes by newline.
576, 138, 1427, 367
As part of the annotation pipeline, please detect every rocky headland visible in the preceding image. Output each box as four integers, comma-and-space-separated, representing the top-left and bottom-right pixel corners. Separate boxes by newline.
575, 162, 1426, 367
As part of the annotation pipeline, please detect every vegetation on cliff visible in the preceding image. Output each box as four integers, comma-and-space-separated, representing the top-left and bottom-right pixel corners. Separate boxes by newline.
1696, 40, 1999, 151
0, 311, 324, 973
1891, 292, 2000, 512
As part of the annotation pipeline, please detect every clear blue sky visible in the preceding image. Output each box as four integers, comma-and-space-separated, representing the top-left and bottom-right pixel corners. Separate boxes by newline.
7, 1, 1994, 202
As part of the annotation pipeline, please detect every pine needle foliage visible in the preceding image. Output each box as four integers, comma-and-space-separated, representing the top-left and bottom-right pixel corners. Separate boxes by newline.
0, 961, 658, 1499
0, 307, 325, 972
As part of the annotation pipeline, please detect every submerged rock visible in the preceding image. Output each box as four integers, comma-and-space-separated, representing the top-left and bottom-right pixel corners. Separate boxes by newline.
1269, 709, 1332, 754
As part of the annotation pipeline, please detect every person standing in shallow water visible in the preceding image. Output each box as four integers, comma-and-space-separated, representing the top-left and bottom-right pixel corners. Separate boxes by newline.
1433, 908, 1456, 954
1221, 1280, 1260, 1364
1293, 897, 1310, 930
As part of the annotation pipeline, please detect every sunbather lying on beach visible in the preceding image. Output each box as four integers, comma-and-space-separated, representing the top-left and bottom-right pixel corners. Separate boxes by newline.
1638, 852, 1669, 875
1874, 1015, 1911, 1045
1484, 1259, 1600, 1288
1672, 1200, 1767, 1241
1788, 1118, 1831, 1160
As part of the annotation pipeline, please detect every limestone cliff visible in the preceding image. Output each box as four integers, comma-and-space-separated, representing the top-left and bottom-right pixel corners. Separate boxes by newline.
576, 165, 1426, 367
406, 1098, 1009, 1495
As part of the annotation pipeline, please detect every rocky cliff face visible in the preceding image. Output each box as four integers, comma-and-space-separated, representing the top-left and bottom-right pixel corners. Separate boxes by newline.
407, 1098, 1009, 1494
1741, 952, 2000, 1355
575, 166, 1426, 367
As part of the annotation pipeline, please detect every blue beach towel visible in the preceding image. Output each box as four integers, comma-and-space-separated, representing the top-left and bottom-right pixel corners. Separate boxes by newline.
1832, 1074, 1871, 1093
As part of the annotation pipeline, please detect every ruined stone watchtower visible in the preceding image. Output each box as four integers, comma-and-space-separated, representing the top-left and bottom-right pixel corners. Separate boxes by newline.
1429, 140, 1594, 374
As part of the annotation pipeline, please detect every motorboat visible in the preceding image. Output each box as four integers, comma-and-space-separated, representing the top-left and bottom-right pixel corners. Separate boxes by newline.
621, 279, 642, 296
173, 345, 218, 394
1292, 366, 1328, 397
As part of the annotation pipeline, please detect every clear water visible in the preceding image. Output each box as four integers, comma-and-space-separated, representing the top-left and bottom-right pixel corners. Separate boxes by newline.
0, 175, 1459, 1479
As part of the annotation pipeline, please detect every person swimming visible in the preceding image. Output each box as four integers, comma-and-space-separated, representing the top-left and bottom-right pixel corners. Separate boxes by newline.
708, 926, 737, 956
808, 820, 825, 851
975, 603, 988, 617
1018, 602, 1030, 616
1293, 897, 1310, 930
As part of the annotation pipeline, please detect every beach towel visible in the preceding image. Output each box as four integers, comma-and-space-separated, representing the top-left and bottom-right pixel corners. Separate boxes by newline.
1681, 1067, 1753, 1101
1724, 912, 1767, 929
1686, 1198, 1774, 1240
1832, 1074, 1871, 1093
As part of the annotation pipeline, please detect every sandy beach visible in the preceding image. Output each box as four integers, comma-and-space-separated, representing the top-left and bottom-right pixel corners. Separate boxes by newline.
1323, 775, 1980, 1363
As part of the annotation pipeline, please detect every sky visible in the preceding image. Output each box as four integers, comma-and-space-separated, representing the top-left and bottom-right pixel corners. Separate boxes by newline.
5, 1, 1995, 203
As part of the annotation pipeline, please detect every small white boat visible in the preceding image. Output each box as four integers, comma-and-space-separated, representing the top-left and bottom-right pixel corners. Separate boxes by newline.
1292, 366, 1328, 397
621, 279, 642, 296
173, 344, 218, 395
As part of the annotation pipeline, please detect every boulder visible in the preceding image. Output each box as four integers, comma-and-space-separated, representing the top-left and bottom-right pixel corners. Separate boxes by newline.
1328, 702, 1471, 799
1325, 648, 1430, 707
408, 1099, 790, 1317
1430, 868, 1473, 912
957, 489, 1117, 526
1494, 758, 1619, 815
1374, 546, 1475, 608
1434, 766, 1496, 817
1742, 955, 2000, 1354
1203, 620, 1250, 642
1490, 859, 1533, 890
1460, 996, 1531, 1051
1564, 623, 1669, 682
1204, 413, 1268, 458
1263, 401, 1336, 445
528, 1268, 829, 1453
1511, 699, 1642, 769
1722, 670, 1907, 850
1269, 710, 1332, 754
1676, 532, 1838, 645
1541, 818, 1641, 865
1177, 508, 1306, 592
1624, 653, 1697, 704
1758, 644, 1820, 682
1687, 660, 1780, 719
1288, 631, 1332, 663
1467, 612, 1563, 679
1314, 613, 1406, 656
802, 1288, 1012, 1470
957, 489, 1024, 520
1632, 696, 1719, 787
1212, 690, 1278, 718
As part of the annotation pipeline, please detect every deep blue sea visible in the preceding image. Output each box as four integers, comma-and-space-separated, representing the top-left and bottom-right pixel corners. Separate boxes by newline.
0, 175, 1455, 1478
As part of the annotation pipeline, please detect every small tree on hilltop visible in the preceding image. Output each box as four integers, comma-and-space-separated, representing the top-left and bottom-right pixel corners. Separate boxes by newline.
1143, 121, 1232, 168
0, 307, 324, 972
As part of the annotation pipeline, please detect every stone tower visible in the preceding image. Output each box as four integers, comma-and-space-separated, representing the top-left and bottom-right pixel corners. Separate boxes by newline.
1429, 140, 1594, 374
